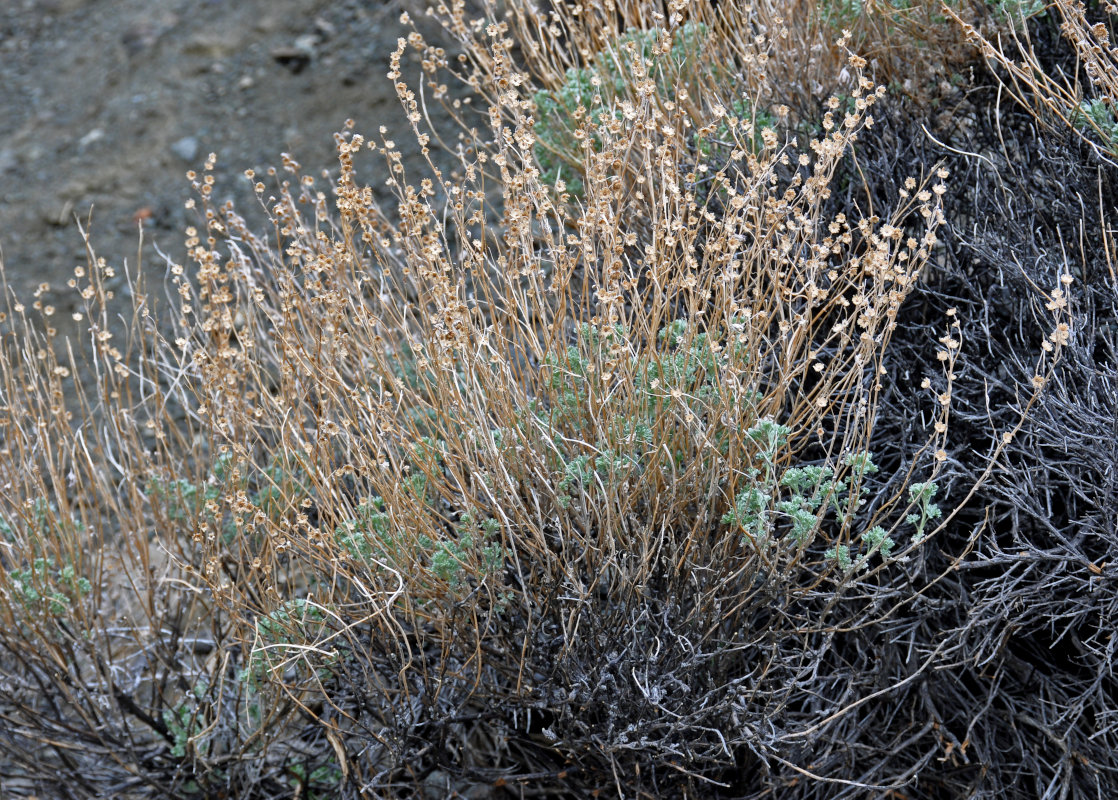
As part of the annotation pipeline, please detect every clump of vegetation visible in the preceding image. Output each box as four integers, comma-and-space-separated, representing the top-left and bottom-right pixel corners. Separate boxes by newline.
0, 0, 1113, 798
1076, 97, 1118, 157
531, 21, 777, 195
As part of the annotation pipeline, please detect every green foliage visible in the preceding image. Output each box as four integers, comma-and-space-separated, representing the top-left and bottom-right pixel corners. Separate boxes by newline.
697, 96, 777, 158
3, 501, 93, 620
825, 543, 854, 571
906, 481, 942, 543
287, 761, 343, 800
542, 323, 934, 568
817, 0, 916, 29
7, 557, 92, 616
145, 476, 216, 522
544, 319, 762, 510
1075, 98, 1118, 158
862, 525, 896, 559
144, 449, 310, 548
988, 0, 1047, 24
250, 598, 329, 682
404, 436, 446, 499
819, 0, 1043, 29
256, 451, 309, 520
722, 472, 773, 544
533, 66, 598, 196
334, 496, 392, 562
778, 464, 842, 545
729, 448, 872, 553
163, 681, 209, 758
256, 598, 326, 642
334, 495, 506, 591
532, 21, 771, 196
428, 513, 505, 587
542, 322, 930, 566
722, 444, 922, 570
3, 498, 86, 555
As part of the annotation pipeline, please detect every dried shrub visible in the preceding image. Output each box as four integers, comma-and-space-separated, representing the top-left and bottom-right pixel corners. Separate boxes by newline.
0, 254, 319, 798
794, 4, 1118, 793
950, 0, 1118, 165
0, 0, 1105, 798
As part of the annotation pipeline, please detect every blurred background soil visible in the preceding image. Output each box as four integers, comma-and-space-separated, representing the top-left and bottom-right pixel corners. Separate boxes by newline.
0, 0, 450, 342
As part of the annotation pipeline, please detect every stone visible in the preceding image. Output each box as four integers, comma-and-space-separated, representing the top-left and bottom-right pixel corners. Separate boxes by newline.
170, 136, 198, 162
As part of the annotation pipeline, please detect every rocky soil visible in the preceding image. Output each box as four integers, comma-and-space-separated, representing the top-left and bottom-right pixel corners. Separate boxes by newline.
0, 0, 456, 342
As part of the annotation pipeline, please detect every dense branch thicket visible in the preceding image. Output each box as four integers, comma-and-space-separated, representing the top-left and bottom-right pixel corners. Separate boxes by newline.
0, 0, 1114, 797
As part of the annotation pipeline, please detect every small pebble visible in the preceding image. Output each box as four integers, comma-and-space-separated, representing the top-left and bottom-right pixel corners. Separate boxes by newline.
171, 136, 199, 162
78, 127, 104, 149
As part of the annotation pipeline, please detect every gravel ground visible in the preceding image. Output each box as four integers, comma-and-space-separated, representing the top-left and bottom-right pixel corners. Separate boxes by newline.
0, 0, 457, 343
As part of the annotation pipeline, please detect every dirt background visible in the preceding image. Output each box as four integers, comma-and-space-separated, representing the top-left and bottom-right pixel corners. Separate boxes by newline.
0, 0, 455, 340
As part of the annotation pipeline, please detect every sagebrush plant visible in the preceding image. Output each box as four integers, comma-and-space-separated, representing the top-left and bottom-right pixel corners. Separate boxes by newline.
0, 0, 1078, 797
530, 20, 777, 196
